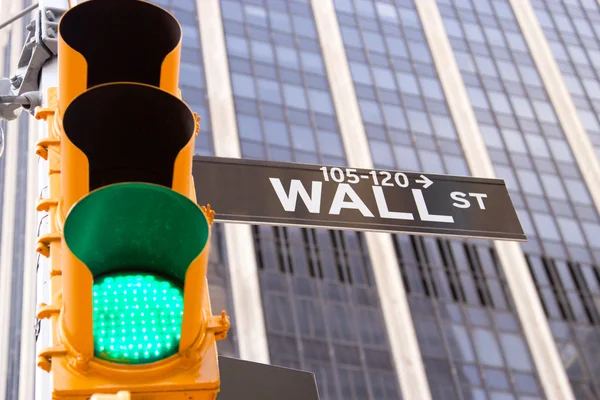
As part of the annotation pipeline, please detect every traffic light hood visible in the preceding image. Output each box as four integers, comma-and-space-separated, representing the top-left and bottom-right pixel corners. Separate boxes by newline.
63, 182, 209, 283
58, 0, 182, 111
62, 83, 196, 191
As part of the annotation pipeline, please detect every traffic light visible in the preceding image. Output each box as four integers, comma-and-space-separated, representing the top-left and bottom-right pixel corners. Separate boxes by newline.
35, 0, 229, 398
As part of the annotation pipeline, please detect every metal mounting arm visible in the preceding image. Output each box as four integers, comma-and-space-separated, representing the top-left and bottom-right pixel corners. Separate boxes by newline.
0, 3, 64, 121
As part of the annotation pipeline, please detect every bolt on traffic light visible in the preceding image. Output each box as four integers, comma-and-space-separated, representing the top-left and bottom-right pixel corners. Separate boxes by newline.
34, 0, 229, 398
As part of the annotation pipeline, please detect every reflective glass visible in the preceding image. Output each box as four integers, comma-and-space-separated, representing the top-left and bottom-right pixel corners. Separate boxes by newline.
445, 0, 600, 395
337, 1, 543, 398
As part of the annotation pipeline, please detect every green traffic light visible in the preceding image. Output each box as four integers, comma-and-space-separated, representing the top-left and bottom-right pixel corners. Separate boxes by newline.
63, 182, 210, 364
93, 273, 184, 364
63, 182, 210, 284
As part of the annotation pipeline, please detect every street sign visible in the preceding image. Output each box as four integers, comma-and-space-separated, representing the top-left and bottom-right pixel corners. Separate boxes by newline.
218, 356, 320, 400
193, 156, 526, 241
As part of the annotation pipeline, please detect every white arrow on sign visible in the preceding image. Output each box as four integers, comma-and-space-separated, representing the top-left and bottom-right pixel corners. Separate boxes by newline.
415, 174, 433, 189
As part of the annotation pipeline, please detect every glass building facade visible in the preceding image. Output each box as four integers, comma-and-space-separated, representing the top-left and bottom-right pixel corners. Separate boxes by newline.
335, 0, 542, 398
439, 0, 600, 262
2, 0, 600, 399
531, 0, 600, 160
221, 1, 401, 398
438, 0, 600, 397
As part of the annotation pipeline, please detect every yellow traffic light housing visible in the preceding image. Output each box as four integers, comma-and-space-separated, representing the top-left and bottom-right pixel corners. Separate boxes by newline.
35, 0, 229, 398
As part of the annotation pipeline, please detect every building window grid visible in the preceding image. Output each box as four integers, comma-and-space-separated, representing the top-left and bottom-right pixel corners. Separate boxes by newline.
149, 0, 214, 156
538, 257, 594, 325
253, 225, 400, 400
395, 235, 544, 399
526, 254, 600, 397
438, 0, 600, 265
221, 1, 401, 398
221, 0, 346, 166
530, 0, 600, 159
207, 224, 239, 358
335, 0, 469, 177
439, 0, 600, 396
334, 0, 543, 399
440, 0, 600, 280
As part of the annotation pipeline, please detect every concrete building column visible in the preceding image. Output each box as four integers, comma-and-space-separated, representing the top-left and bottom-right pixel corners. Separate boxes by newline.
0, 7, 23, 399
195, 0, 270, 365
18, 107, 38, 400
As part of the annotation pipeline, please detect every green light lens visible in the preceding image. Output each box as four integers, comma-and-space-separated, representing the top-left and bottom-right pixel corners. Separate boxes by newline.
92, 273, 184, 364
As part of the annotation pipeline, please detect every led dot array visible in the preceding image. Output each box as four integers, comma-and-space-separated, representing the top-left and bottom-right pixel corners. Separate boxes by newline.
92, 273, 184, 364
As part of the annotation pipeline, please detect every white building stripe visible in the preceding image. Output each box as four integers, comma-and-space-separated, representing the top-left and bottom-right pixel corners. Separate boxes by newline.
312, 2, 432, 399
0, 5, 23, 399
0, 1, 10, 50
414, 1, 575, 399
18, 102, 38, 400
509, 0, 600, 217
195, 0, 270, 364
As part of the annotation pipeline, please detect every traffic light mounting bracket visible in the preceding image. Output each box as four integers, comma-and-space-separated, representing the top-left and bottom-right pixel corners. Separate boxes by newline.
0, 4, 65, 121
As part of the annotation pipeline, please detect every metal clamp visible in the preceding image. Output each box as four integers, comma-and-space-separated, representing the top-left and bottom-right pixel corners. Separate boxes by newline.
207, 310, 231, 341
36, 302, 60, 319
201, 204, 216, 225
37, 346, 67, 372
193, 112, 201, 137
34, 138, 60, 160
0, 4, 65, 121
36, 232, 60, 258
36, 197, 58, 212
